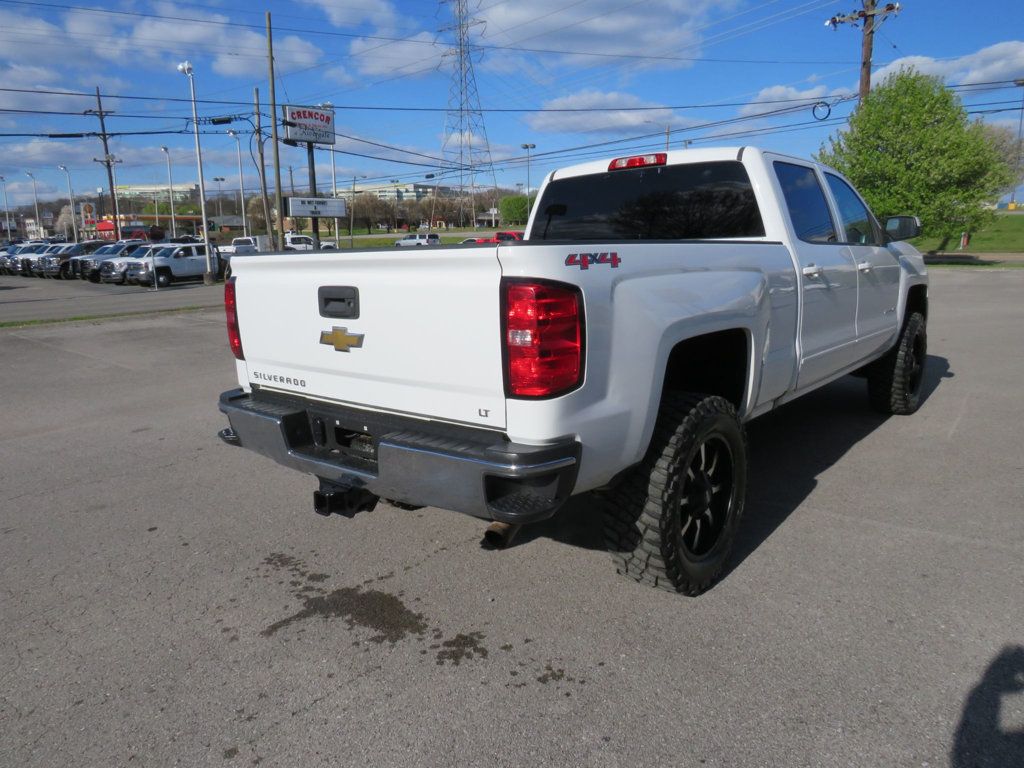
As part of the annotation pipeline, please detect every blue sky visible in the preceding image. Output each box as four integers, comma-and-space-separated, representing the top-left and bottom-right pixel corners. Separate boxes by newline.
0, 0, 1021, 208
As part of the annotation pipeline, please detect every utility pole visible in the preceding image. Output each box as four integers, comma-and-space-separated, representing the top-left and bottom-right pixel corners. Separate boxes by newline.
288, 166, 296, 195
90, 87, 121, 239
267, 12, 285, 251
825, 2, 901, 102
254, 88, 274, 244
307, 142, 320, 250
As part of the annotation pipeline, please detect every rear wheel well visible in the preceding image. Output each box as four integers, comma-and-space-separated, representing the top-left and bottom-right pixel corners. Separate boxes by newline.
662, 329, 749, 411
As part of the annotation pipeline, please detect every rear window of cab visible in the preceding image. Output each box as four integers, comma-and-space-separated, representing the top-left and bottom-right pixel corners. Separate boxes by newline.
533, 161, 764, 241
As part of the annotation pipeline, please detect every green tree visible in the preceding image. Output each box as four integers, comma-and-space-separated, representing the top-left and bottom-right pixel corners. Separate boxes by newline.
246, 195, 267, 234
817, 69, 1013, 245
499, 195, 532, 225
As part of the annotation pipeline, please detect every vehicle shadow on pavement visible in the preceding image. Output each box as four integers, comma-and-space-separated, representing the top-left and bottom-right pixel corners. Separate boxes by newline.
727, 354, 951, 576
950, 646, 1024, 768
512, 356, 953, 571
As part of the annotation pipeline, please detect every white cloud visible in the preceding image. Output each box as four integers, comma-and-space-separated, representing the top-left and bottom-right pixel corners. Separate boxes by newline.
872, 41, 1024, 88
738, 85, 852, 117
348, 32, 442, 78
322, 65, 355, 86
476, 0, 727, 72
526, 89, 695, 135
297, 0, 400, 30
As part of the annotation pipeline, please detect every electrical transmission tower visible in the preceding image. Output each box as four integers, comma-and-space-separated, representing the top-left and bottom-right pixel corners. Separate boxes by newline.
826, 2, 902, 102
441, 0, 497, 227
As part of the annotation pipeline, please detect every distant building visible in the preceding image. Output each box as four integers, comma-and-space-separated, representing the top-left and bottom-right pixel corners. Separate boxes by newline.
335, 181, 456, 202
116, 183, 197, 202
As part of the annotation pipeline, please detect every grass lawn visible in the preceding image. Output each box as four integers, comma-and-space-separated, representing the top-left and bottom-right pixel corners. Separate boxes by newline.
910, 213, 1024, 253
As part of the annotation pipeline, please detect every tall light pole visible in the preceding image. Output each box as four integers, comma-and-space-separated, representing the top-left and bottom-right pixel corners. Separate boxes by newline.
319, 102, 338, 241
1011, 78, 1024, 206
330, 145, 339, 242
177, 60, 214, 284
390, 179, 400, 232
644, 121, 671, 151
160, 146, 176, 237
25, 171, 41, 238
349, 175, 366, 247
425, 173, 439, 234
227, 130, 248, 236
0, 176, 11, 242
213, 177, 225, 219
520, 143, 536, 201
57, 165, 78, 242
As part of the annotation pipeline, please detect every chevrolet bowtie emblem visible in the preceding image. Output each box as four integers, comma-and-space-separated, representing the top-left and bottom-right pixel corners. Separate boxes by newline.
319, 327, 364, 352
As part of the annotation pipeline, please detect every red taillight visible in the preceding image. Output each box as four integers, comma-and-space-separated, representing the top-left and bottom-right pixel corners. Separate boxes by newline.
608, 152, 667, 171
504, 280, 583, 398
225, 277, 244, 360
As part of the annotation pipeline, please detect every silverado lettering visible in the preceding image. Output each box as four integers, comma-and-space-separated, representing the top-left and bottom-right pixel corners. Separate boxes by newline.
251, 372, 307, 387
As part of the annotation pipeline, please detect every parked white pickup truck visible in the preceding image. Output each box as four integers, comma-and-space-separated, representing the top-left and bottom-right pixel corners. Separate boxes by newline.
218, 235, 269, 256
218, 147, 928, 595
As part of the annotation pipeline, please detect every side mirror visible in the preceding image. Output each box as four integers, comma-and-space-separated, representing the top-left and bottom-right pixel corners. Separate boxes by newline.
885, 216, 921, 242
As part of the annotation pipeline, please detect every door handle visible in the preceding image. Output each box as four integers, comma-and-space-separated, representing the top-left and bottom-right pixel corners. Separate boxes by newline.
802, 264, 822, 278
857, 261, 872, 272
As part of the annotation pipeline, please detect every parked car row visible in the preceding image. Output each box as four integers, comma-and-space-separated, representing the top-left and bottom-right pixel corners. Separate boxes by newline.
396, 231, 525, 246
0, 237, 221, 287
458, 231, 525, 245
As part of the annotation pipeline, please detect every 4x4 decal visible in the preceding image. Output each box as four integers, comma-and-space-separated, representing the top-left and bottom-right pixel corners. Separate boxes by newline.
565, 252, 620, 270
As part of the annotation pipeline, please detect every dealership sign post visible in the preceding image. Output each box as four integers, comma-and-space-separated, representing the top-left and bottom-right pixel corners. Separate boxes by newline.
282, 105, 337, 251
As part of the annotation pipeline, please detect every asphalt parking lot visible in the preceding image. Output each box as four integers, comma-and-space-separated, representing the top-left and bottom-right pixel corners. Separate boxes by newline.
1, 269, 1022, 767
0, 275, 223, 325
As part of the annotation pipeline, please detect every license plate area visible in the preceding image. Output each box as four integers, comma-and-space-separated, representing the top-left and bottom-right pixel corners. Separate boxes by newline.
307, 410, 378, 472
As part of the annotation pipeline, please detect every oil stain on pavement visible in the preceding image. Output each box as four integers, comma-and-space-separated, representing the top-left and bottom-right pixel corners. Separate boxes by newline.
255, 550, 593, 689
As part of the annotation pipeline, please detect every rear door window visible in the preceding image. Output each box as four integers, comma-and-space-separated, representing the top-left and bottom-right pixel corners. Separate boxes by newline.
533, 160, 765, 240
773, 162, 837, 244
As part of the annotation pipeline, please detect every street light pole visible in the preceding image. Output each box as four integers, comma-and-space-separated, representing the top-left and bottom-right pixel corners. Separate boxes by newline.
1012, 78, 1024, 206
0, 176, 12, 242
520, 143, 536, 201
331, 147, 339, 242
25, 171, 41, 238
425, 173, 438, 234
58, 165, 79, 242
227, 130, 248, 237
177, 60, 214, 284
213, 177, 226, 219
161, 146, 177, 237
348, 175, 365, 247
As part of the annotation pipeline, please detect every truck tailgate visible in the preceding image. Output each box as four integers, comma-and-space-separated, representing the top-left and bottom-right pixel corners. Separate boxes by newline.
233, 248, 507, 429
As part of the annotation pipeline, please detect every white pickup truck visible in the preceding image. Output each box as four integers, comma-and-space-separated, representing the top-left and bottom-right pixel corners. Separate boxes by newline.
218, 235, 270, 256
218, 147, 928, 595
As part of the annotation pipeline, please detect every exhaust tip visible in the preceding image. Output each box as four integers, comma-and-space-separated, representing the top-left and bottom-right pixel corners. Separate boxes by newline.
217, 426, 241, 446
482, 521, 522, 550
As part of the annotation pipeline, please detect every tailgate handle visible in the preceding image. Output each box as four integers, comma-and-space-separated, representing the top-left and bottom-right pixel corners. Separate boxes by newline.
318, 286, 360, 319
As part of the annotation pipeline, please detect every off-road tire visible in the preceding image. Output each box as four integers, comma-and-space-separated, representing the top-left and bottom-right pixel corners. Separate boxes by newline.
867, 311, 926, 415
601, 392, 747, 596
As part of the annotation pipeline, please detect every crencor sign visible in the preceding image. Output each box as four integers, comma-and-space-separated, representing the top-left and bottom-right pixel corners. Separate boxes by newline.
282, 104, 336, 145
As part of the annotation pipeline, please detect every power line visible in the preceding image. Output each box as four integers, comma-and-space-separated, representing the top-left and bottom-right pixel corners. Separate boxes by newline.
2, 79, 1020, 112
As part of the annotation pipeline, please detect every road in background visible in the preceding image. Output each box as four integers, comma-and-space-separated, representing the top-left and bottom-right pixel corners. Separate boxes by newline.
1, 270, 1021, 767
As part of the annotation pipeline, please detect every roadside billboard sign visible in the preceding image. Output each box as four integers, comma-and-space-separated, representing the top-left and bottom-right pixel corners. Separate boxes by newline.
287, 197, 346, 218
282, 105, 336, 145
